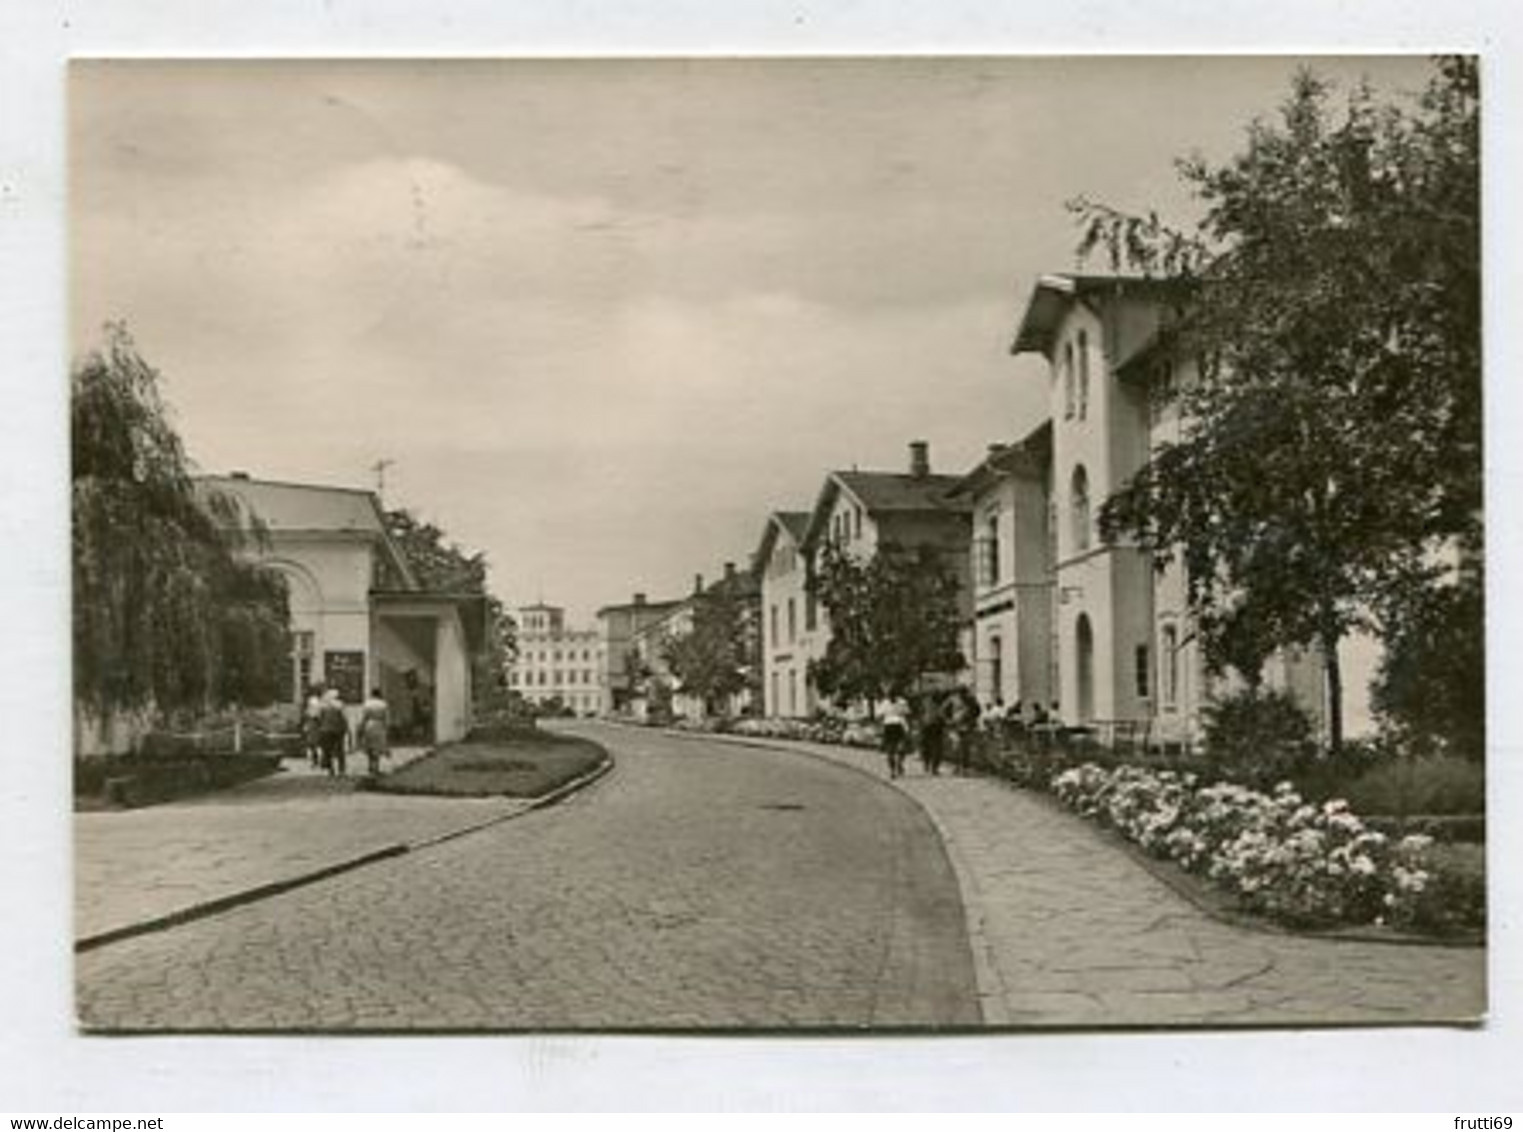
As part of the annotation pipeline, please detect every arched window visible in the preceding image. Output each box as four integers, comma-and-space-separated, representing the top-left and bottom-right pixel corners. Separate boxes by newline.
1071, 465, 1091, 552
1063, 341, 1076, 419
1077, 330, 1090, 420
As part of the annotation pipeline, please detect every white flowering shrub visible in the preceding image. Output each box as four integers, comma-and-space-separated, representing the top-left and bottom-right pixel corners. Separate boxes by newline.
1048, 761, 1464, 930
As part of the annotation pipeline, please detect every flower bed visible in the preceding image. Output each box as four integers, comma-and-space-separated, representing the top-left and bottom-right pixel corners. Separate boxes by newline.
1050, 762, 1482, 934
728, 715, 881, 748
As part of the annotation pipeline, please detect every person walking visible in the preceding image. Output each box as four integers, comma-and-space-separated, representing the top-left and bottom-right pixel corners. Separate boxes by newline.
303, 685, 324, 768
880, 695, 910, 779
918, 693, 946, 777
359, 686, 390, 779
947, 689, 979, 776
318, 688, 349, 778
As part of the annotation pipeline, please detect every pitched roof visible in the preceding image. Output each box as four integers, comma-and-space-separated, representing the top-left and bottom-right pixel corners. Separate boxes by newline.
773, 511, 811, 543
197, 474, 416, 588
833, 470, 969, 513
802, 469, 970, 550
199, 475, 385, 534
751, 509, 812, 573
1010, 272, 1183, 356
948, 420, 1053, 498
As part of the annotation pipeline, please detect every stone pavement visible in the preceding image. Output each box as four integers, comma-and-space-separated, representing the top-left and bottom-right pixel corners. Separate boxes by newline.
75, 748, 533, 945
692, 728, 1487, 1027
76, 724, 977, 1029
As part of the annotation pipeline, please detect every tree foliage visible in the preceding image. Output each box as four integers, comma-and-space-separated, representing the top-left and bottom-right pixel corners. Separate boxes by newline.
1075, 59, 1480, 753
383, 508, 517, 706
1371, 570, 1484, 761
660, 585, 758, 716
806, 541, 964, 711
72, 324, 290, 720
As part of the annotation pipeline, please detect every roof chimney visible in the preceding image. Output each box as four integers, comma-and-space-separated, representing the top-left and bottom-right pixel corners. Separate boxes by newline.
230, 470, 250, 480
909, 440, 930, 478
693, 573, 705, 594
633, 592, 646, 607
724, 561, 736, 580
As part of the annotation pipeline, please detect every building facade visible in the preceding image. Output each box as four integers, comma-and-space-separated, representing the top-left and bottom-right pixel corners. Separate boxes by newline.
754, 441, 972, 718
949, 425, 1056, 714
626, 564, 762, 720
1010, 273, 1330, 745
595, 593, 682, 714
506, 603, 606, 715
754, 512, 823, 719
200, 474, 482, 745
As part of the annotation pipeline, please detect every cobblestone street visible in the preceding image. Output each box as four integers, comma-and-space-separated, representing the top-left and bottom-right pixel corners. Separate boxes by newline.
74, 722, 1485, 1032
75, 725, 978, 1030
704, 728, 1487, 1027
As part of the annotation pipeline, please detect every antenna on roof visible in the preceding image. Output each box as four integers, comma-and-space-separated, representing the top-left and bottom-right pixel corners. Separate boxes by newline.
371, 457, 395, 498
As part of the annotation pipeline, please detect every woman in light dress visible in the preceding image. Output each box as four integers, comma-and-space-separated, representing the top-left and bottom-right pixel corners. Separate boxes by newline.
359, 687, 390, 778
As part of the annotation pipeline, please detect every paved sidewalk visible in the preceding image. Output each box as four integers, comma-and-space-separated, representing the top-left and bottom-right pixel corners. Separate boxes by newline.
694, 729, 1487, 1027
75, 749, 531, 945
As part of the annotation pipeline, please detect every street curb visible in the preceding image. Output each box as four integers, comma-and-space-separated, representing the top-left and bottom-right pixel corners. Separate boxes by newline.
640, 723, 1009, 1024
408, 750, 615, 850
74, 843, 410, 953
76, 747, 616, 954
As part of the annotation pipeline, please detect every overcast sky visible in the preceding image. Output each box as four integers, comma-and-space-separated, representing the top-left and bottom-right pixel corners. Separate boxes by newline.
71, 56, 1435, 625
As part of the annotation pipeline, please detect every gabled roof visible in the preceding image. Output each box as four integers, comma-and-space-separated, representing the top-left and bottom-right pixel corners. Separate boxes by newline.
948, 420, 1054, 499
751, 509, 812, 574
198, 474, 417, 589
802, 469, 970, 551
1010, 272, 1183, 357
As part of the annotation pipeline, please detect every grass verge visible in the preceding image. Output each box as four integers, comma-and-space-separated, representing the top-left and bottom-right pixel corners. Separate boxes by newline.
367, 730, 607, 799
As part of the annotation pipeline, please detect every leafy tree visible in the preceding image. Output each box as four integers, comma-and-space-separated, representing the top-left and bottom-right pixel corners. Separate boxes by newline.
661, 586, 758, 716
72, 323, 290, 725
1074, 59, 1480, 755
1371, 570, 1484, 761
383, 508, 517, 707
806, 541, 964, 713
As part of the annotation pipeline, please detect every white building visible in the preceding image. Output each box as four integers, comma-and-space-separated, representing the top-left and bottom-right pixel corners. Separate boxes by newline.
755, 441, 972, 719
754, 511, 820, 718
948, 424, 1056, 714
1010, 273, 1333, 746
507, 603, 605, 715
201, 474, 483, 745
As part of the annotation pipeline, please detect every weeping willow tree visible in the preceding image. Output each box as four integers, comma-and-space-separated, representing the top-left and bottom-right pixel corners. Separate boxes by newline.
72, 324, 290, 739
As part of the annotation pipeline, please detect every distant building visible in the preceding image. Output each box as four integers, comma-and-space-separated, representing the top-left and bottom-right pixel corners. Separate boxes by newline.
753, 511, 820, 718
753, 441, 973, 719
626, 563, 762, 720
506, 603, 605, 715
594, 593, 681, 714
199, 473, 484, 745
948, 424, 1056, 715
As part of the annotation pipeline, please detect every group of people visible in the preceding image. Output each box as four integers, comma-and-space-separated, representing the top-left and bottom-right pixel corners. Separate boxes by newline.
878, 691, 1060, 779
879, 689, 980, 780
302, 685, 391, 778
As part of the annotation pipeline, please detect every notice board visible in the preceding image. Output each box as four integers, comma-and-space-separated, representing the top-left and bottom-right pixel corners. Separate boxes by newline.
323, 650, 365, 704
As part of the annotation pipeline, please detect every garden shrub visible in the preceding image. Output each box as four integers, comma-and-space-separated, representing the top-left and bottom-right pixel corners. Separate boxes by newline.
1387, 841, 1486, 934
1050, 761, 1484, 933
1201, 687, 1315, 789
1340, 754, 1484, 818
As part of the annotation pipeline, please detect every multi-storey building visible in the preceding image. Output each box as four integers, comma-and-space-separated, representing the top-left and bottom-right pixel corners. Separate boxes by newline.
627, 564, 762, 720
1010, 273, 1328, 745
754, 441, 972, 719
753, 511, 820, 718
948, 424, 1056, 714
595, 592, 682, 714
506, 603, 605, 716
